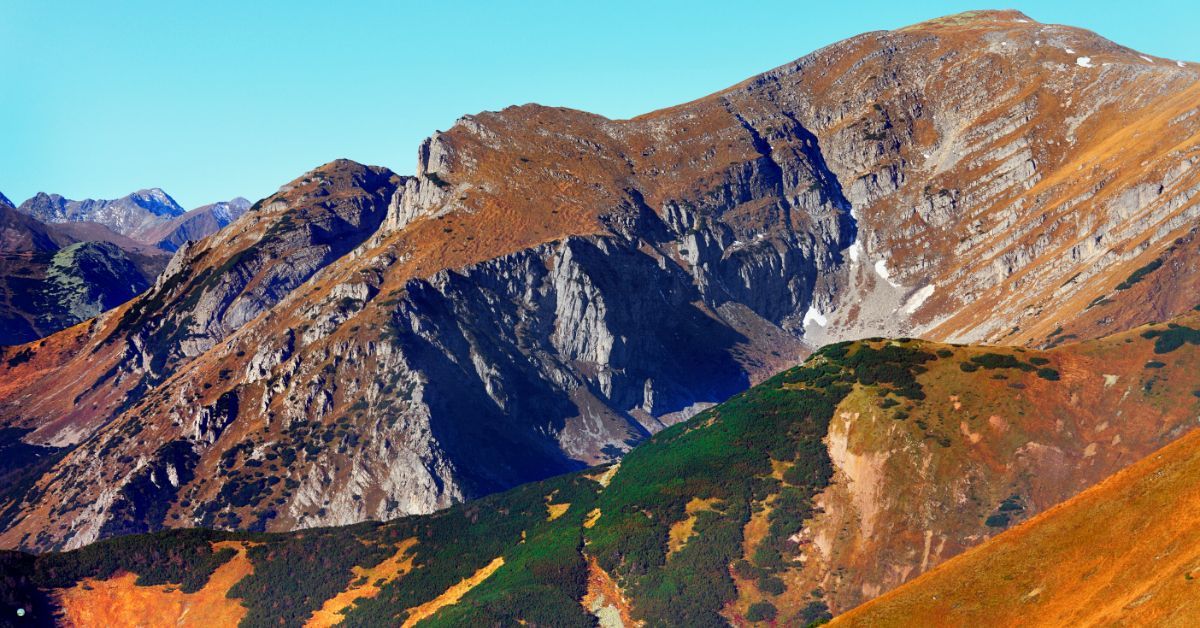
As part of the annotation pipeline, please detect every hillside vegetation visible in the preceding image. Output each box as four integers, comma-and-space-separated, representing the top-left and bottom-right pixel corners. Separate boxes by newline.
3, 313, 1200, 625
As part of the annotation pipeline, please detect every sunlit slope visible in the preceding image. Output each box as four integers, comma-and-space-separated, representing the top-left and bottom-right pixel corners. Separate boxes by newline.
833, 417, 1200, 626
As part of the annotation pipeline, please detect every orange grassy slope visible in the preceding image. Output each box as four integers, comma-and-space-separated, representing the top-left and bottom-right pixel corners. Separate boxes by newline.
832, 416, 1200, 626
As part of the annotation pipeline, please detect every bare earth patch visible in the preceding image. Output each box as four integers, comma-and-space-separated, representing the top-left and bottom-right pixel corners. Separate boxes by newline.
306, 537, 419, 627
666, 497, 724, 558
401, 556, 505, 627
55, 541, 255, 627
582, 556, 642, 627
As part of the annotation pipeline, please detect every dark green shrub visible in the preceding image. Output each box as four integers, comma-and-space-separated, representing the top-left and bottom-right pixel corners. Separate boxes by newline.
1115, 259, 1162, 290
757, 575, 786, 595
746, 601, 778, 622
1036, 368, 1061, 381
799, 600, 833, 625
1142, 324, 1200, 354
971, 353, 1034, 371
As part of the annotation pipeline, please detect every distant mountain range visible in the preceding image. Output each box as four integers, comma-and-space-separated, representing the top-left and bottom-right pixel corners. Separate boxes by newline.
13, 188, 249, 252
18, 188, 186, 242
0, 191, 247, 344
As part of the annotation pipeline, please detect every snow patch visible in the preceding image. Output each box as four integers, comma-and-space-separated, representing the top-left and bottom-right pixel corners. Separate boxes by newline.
803, 306, 827, 328
1076, 57, 1093, 68
1179, 61, 1188, 68
903, 285, 936, 314
873, 259, 900, 287
1140, 55, 1153, 63
847, 240, 863, 263
874, 259, 890, 280
1065, 47, 1075, 54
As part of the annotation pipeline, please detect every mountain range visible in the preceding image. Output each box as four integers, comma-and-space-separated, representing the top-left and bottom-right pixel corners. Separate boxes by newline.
1, 8, 1199, 626
0, 191, 249, 344
14, 188, 250, 253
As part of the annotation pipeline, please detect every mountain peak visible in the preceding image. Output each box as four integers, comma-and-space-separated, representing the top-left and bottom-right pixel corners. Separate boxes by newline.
0, 190, 11, 208
900, 9, 1038, 32
127, 188, 184, 216
927, 8, 1034, 23
273, 158, 392, 197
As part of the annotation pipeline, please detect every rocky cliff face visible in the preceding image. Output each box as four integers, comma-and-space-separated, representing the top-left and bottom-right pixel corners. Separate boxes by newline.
1, 10, 1199, 551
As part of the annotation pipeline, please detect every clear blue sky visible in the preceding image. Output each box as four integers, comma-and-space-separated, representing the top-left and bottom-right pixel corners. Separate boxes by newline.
2, 1, 1197, 209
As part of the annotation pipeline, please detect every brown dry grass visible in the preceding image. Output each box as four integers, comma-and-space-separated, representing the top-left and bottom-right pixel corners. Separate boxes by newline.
55, 541, 254, 627
833, 427, 1200, 626
666, 497, 723, 558
581, 556, 643, 627
545, 489, 571, 521
547, 502, 571, 521
586, 463, 620, 488
723, 496, 778, 624
401, 556, 504, 627
306, 538, 418, 627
